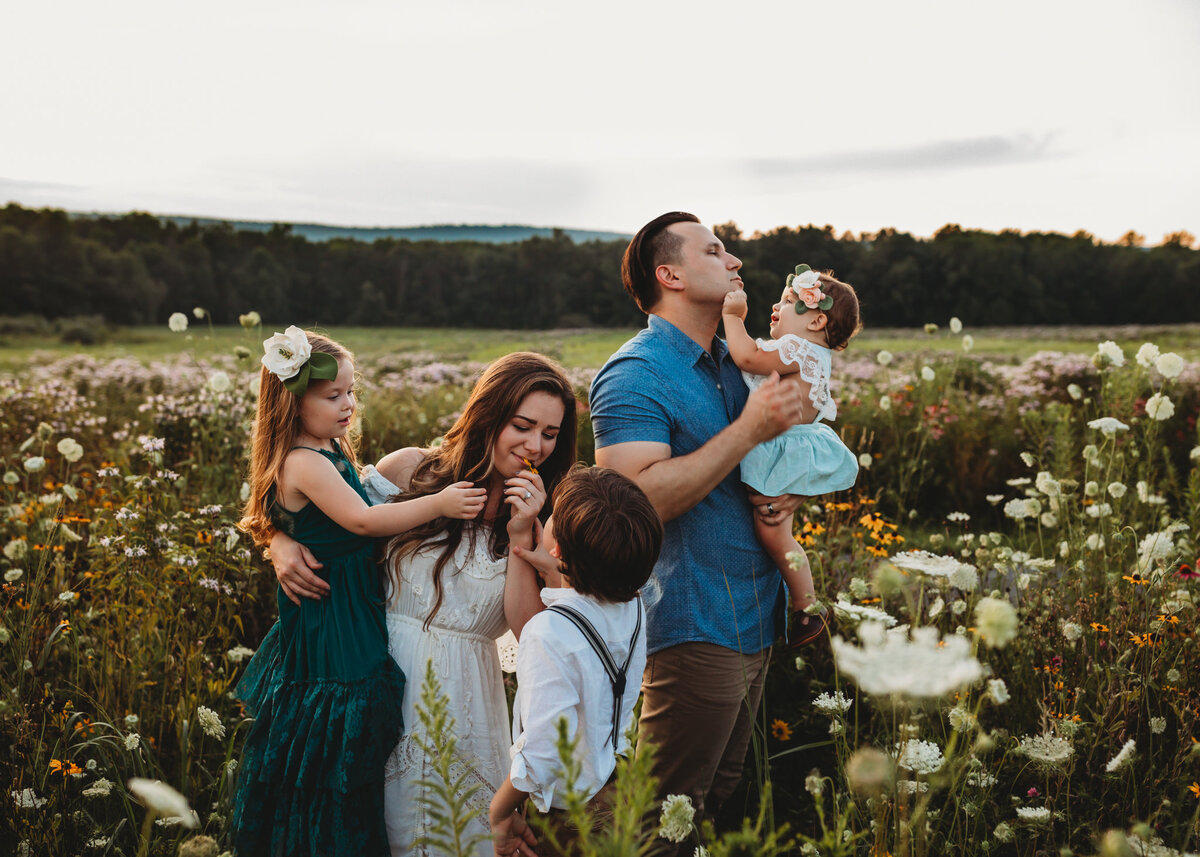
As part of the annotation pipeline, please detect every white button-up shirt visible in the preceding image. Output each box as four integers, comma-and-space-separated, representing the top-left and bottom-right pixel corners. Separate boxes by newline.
509, 587, 646, 811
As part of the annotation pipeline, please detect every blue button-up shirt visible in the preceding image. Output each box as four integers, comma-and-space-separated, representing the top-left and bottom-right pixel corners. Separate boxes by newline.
590, 315, 783, 656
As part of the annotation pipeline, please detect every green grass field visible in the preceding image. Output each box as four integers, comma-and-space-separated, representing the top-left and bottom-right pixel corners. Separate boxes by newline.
3, 322, 1199, 372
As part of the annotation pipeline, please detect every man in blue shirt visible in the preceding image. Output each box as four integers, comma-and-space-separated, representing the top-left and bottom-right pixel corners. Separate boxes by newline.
590, 212, 805, 839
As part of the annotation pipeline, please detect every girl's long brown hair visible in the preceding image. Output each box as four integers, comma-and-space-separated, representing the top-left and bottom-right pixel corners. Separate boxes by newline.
238, 332, 359, 546
385, 352, 578, 628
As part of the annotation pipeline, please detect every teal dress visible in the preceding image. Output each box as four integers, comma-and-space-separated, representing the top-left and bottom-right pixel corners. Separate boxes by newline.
230, 443, 405, 857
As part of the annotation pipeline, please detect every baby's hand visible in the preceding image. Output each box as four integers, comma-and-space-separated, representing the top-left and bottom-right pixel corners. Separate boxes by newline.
722, 289, 748, 320
437, 481, 488, 520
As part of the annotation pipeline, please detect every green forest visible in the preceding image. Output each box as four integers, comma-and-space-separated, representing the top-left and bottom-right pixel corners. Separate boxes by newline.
2, 204, 1197, 332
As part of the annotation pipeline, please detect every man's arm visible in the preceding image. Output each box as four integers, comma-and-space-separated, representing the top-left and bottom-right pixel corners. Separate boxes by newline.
596, 372, 804, 523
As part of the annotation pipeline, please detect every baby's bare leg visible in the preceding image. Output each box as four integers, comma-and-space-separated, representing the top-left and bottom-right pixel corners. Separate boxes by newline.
754, 511, 815, 611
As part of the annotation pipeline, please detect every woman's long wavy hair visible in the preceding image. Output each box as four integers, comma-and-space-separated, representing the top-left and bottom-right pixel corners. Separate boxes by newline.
238, 332, 359, 546
385, 352, 578, 628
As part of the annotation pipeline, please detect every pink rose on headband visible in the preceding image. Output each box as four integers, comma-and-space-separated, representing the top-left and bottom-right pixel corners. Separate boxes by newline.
795, 285, 826, 309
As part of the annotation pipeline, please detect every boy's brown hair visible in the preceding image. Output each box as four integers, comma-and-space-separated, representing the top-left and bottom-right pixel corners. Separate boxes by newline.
552, 466, 662, 603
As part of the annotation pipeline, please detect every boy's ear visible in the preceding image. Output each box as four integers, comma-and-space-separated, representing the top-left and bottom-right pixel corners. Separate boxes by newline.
549, 543, 562, 559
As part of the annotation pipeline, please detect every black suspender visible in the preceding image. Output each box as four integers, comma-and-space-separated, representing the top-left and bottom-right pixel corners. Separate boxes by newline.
545, 596, 642, 752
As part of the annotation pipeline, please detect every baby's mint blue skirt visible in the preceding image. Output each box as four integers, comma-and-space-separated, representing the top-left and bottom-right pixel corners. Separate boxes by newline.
740, 422, 859, 497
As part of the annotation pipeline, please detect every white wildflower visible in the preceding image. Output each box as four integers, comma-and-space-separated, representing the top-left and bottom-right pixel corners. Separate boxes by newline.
124, 733, 141, 751
658, 794, 695, 843
208, 372, 232, 394
1086, 502, 1112, 518
82, 778, 113, 798
876, 350, 893, 366
858, 452, 872, 469
127, 779, 198, 827
1145, 393, 1174, 421
4, 539, 27, 561
832, 622, 983, 699
974, 598, 1018, 649
832, 600, 898, 628
1135, 342, 1161, 368
196, 706, 225, 740
949, 317, 963, 334
1107, 482, 1127, 499
812, 691, 853, 715
1087, 417, 1130, 436
896, 739, 944, 775
986, 494, 1004, 505
1105, 739, 1136, 773
1150, 717, 1166, 735
920, 366, 935, 382
879, 395, 891, 412
58, 590, 78, 603
24, 456, 46, 473
1017, 732, 1074, 771
805, 770, 824, 798
226, 646, 255, 663
1040, 512, 1058, 528
1020, 452, 1035, 467
948, 705, 977, 733
56, 438, 84, 463
168, 313, 189, 333
11, 788, 47, 809
1155, 352, 1183, 378
1016, 806, 1052, 825
888, 550, 977, 585
1061, 622, 1083, 643
1067, 383, 1083, 400
961, 334, 974, 352
1034, 471, 1060, 496
993, 822, 1015, 842
1086, 533, 1105, 551
1096, 340, 1125, 367
897, 779, 929, 794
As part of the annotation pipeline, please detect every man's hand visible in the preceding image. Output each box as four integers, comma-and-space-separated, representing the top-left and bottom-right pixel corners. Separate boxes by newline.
747, 491, 804, 526
269, 531, 328, 606
722, 288, 748, 321
738, 372, 804, 445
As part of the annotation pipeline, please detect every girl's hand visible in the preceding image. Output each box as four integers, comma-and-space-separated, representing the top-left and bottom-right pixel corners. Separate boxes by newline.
437, 481, 489, 520
505, 468, 546, 536
722, 288, 748, 320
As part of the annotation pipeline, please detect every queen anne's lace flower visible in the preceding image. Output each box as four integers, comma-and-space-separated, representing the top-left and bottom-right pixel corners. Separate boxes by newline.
896, 739, 944, 774
56, 437, 84, 462
832, 623, 982, 699
1087, 417, 1130, 436
168, 313, 188, 333
812, 691, 853, 715
1017, 732, 1074, 771
888, 550, 978, 586
1096, 340, 1125, 367
128, 779, 198, 828
1145, 393, 1175, 421
1155, 352, 1184, 378
975, 598, 1018, 649
1105, 740, 1137, 773
196, 706, 225, 740
832, 600, 898, 627
1016, 806, 1052, 824
1135, 342, 1161, 368
658, 794, 695, 843
82, 778, 113, 798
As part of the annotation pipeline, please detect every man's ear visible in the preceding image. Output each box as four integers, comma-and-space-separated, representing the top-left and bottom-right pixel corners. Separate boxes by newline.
656, 263, 686, 293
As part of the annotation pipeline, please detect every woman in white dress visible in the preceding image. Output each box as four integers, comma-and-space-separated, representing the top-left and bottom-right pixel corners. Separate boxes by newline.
270, 352, 578, 857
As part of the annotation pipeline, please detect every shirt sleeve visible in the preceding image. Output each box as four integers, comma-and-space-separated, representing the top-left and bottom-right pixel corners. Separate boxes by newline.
590, 355, 673, 449
509, 617, 584, 812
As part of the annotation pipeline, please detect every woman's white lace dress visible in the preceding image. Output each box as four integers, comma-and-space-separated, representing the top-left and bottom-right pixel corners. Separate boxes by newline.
361, 467, 517, 857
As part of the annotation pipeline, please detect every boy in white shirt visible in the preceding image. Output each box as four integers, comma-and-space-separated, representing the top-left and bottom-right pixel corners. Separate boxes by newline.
490, 466, 663, 857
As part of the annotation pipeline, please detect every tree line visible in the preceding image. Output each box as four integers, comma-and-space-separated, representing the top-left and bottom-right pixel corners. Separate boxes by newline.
1, 204, 1197, 333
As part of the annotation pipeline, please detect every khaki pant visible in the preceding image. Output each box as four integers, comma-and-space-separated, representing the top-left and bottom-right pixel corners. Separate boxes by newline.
637, 642, 770, 854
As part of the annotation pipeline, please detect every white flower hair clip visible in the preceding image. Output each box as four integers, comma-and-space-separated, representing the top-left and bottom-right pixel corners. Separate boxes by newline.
261, 325, 337, 395
786, 264, 834, 315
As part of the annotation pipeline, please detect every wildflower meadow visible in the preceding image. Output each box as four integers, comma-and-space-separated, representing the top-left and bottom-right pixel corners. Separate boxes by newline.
2, 316, 1198, 857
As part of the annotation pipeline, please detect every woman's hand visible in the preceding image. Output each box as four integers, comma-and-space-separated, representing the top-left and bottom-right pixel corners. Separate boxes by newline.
269, 530, 328, 605
436, 481, 489, 520
722, 288, 748, 320
504, 467, 546, 537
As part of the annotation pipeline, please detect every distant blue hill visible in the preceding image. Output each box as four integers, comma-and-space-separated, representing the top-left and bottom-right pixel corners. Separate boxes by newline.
148, 215, 631, 244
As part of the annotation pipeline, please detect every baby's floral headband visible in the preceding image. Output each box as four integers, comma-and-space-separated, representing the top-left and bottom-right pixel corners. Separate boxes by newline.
786, 264, 833, 315
261, 325, 338, 395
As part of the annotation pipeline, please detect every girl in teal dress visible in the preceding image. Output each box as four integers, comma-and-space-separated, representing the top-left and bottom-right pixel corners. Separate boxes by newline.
231, 326, 488, 857
721, 266, 863, 645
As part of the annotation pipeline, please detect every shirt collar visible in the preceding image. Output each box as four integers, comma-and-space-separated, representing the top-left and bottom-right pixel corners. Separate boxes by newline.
647, 314, 730, 367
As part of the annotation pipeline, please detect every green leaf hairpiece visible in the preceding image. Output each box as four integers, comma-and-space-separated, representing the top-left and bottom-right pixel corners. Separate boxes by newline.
283, 351, 339, 396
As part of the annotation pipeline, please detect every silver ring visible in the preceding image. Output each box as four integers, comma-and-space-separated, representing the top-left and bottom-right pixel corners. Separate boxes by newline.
523, 490, 532, 500
767, 503, 775, 514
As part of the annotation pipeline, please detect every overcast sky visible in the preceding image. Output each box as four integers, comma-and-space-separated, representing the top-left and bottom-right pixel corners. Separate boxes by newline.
3, 0, 1197, 242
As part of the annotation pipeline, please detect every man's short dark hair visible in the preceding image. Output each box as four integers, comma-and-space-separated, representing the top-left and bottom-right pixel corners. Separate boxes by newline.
620, 211, 700, 313
552, 466, 662, 603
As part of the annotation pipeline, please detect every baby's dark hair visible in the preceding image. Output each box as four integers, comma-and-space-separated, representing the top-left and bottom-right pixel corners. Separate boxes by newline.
552, 466, 662, 603
816, 272, 864, 351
